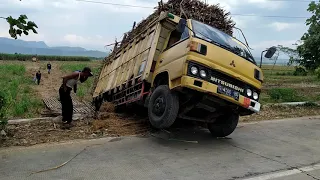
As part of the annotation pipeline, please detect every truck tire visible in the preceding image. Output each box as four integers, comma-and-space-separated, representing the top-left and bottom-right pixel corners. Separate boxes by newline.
148, 85, 179, 129
207, 113, 239, 137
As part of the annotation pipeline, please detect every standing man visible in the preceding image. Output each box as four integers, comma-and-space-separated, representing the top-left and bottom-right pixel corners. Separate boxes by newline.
59, 67, 93, 128
36, 70, 41, 85
47, 62, 52, 74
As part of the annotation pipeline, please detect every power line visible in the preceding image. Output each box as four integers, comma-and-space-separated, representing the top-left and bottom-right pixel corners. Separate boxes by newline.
75, 0, 310, 19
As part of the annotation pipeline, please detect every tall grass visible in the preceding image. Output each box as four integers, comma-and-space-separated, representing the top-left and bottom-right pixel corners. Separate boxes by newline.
0, 64, 43, 118
267, 88, 304, 103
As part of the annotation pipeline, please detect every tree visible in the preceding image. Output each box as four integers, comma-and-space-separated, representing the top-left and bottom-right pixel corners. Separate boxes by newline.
277, 45, 300, 66
297, 1, 320, 70
0, 0, 38, 39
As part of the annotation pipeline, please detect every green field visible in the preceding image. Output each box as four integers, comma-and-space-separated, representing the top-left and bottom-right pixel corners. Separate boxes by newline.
0, 64, 43, 119
260, 65, 320, 104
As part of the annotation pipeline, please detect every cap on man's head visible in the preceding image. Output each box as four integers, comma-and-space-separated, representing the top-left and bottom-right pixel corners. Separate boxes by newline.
83, 67, 93, 76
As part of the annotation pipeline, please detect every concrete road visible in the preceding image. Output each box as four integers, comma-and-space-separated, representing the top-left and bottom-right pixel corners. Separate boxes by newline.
1, 116, 320, 180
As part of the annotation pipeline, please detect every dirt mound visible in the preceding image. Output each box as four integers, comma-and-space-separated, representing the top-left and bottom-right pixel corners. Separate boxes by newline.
99, 102, 115, 113
1, 113, 150, 147
92, 116, 150, 136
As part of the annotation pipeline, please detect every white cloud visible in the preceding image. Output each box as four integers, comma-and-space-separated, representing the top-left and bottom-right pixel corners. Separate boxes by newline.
208, 0, 283, 11
232, 15, 258, 29
208, 0, 239, 12
247, 0, 284, 10
268, 22, 299, 32
62, 34, 111, 50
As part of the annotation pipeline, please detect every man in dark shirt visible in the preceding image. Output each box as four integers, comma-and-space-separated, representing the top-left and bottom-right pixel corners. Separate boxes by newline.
36, 71, 41, 85
47, 62, 52, 74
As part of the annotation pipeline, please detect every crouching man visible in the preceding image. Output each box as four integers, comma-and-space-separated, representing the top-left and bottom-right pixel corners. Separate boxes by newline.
59, 67, 93, 128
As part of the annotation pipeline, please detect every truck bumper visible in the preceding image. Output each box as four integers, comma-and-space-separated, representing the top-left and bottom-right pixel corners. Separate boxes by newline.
180, 76, 261, 113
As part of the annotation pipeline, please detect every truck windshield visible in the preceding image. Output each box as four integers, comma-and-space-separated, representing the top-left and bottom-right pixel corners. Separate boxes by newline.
191, 20, 256, 64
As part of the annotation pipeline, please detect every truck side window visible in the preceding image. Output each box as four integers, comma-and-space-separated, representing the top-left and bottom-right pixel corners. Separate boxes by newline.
180, 27, 190, 40
166, 28, 189, 50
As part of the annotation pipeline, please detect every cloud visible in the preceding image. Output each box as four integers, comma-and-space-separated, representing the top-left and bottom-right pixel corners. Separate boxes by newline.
209, 0, 283, 11
0, 0, 307, 54
268, 22, 299, 32
208, 0, 239, 12
247, 0, 284, 10
232, 15, 258, 29
62, 34, 111, 50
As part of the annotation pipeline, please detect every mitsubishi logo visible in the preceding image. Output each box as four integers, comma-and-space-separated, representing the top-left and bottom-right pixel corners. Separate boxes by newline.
230, 60, 236, 67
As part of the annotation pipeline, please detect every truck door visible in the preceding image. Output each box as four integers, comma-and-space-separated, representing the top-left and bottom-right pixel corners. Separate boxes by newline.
156, 27, 190, 81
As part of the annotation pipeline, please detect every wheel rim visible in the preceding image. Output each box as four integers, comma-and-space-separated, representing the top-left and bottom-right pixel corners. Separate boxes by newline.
152, 95, 166, 117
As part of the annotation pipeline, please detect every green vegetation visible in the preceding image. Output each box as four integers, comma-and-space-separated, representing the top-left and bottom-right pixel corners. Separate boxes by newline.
267, 88, 303, 102
0, 64, 43, 118
315, 67, 320, 79
0, 92, 8, 131
1, 14, 38, 39
293, 67, 307, 76
0, 53, 91, 61
261, 65, 320, 104
297, 1, 320, 70
60, 62, 101, 100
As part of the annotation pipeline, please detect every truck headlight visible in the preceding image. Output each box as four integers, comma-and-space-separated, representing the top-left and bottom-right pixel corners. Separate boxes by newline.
253, 92, 259, 100
200, 70, 207, 78
191, 66, 198, 75
246, 89, 252, 97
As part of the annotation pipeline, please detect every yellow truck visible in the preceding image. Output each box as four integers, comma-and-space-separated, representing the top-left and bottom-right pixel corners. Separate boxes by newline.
93, 12, 276, 137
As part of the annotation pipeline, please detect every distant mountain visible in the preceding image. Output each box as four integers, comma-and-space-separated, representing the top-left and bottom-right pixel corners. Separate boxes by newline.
0, 37, 108, 58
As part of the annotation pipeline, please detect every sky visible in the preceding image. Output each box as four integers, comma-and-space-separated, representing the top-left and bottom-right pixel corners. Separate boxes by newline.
0, 0, 313, 57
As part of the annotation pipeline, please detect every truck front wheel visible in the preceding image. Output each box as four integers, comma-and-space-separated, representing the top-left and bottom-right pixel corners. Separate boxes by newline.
207, 113, 239, 137
148, 85, 179, 129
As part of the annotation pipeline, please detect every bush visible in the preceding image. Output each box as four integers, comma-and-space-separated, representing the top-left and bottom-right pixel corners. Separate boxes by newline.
293, 67, 307, 76
268, 88, 303, 102
0, 92, 8, 131
301, 102, 319, 107
315, 67, 320, 79
275, 71, 293, 76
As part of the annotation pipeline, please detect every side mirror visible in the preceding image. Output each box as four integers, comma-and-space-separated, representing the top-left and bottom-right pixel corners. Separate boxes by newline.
260, 46, 278, 68
176, 18, 187, 33
265, 46, 277, 58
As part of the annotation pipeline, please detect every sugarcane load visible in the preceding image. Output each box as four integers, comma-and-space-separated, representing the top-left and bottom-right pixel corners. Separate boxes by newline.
93, 0, 276, 137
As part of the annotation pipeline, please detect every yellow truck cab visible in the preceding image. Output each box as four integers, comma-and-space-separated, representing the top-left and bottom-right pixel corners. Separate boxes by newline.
93, 12, 274, 137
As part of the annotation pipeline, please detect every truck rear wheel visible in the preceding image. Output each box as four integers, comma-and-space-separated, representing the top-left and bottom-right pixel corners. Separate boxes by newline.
207, 113, 239, 137
148, 85, 179, 129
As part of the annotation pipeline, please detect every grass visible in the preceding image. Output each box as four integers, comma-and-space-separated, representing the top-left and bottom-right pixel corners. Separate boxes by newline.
0, 64, 43, 119
267, 88, 304, 102
60, 62, 101, 100
261, 65, 320, 104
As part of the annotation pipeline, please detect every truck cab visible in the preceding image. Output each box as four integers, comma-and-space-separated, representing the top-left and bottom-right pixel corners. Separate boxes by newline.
150, 14, 264, 136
